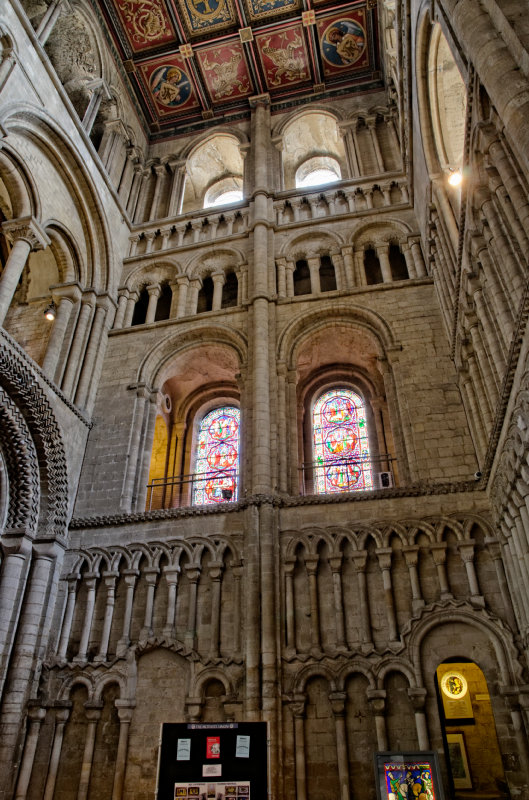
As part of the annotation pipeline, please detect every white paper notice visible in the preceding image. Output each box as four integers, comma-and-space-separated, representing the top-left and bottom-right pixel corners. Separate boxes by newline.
177, 739, 191, 760
202, 764, 222, 777
235, 735, 250, 758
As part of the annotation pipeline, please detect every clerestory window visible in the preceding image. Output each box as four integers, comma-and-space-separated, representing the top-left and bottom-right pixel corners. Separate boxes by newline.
193, 406, 240, 505
312, 388, 373, 493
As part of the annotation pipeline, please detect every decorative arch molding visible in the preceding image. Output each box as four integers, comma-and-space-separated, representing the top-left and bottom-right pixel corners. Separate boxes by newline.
278, 229, 345, 259
186, 247, 245, 279
0, 386, 40, 538
291, 662, 339, 694
125, 260, 180, 292
0, 104, 114, 291
403, 600, 524, 687
45, 221, 86, 285
179, 127, 249, 161
351, 217, 414, 247
0, 141, 39, 220
192, 668, 236, 699
277, 303, 399, 367
137, 323, 248, 387
374, 657, 418, 688
272, 104, 346, 137
0, 330, 69, 540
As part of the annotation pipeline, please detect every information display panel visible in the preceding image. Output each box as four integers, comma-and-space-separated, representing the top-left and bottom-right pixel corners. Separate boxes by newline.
157, 722, 267, 800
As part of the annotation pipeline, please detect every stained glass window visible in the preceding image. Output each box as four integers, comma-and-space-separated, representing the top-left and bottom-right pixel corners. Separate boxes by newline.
193, 406, 240, 505
312, 388, 373, 494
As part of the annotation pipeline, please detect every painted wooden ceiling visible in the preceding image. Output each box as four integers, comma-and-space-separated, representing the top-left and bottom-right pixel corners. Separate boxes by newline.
96, 0, 382, 136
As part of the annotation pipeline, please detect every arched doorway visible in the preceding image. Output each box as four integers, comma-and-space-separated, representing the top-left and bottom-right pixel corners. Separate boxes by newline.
436, 660, 508, 799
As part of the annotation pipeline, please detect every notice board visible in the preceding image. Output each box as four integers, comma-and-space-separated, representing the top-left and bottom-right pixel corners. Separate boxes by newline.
156, 722, 268, 800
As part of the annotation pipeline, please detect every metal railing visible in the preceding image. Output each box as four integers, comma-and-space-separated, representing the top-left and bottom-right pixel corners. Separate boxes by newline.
299, 454, 397, 496
146, 470, 239, 511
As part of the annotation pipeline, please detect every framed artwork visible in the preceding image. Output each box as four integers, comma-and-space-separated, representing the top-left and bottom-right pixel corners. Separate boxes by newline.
446, 733, 472, 789
374, 751, 445, 800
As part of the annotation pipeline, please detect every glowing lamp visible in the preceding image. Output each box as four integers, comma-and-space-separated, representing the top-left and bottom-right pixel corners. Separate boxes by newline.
44, 300, 57, 321
448, 168, 462, 187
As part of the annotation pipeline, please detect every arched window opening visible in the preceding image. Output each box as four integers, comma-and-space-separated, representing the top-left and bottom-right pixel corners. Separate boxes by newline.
221, 271, 238, 308
193, 406, 240, 506
319, 255, 337, 292
364, 248, 383, 285
296, 156, 342, 189
197, 276, 214, 313
131, 287, 149, 325
436, 660, 506, 797
294, 259, 311, 296
312, 388, 373, 494
389, 244, 409, 281
154, 283, 172, 321
204, 177, 243, 209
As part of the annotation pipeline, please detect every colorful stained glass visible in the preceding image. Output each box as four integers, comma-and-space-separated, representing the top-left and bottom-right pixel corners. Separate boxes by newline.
193, 406, 240, 505
383, 762, 436, 800
312, 388, 372, 493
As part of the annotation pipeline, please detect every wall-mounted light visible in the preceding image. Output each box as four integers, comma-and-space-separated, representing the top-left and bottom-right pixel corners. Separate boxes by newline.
44, 300, 57, 321
448, 168, 463, 187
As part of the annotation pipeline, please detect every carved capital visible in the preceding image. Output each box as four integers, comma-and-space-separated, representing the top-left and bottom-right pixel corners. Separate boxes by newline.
2, 216, 50, 250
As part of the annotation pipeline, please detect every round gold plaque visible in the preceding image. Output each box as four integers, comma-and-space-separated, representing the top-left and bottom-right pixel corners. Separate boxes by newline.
441, 671, 468, 699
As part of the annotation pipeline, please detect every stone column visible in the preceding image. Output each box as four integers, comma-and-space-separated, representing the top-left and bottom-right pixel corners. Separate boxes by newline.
163, 567, 180, 639
376, 243, 393, 283
185, 566, 201, 649
82, 79, 112, 135
187, 278, 201, 315
41, 284, 80, 380
285, 261, 295, 298
351, 551, 373, 650
122, 290, 138, 328
149, 164, 167, 221
329, 556, 347, 650
400, 242, 417, 279
307, 257, 321, 295
403, 546, 424, 612
36, 0, 70, 44
175, 276, 189, 318
367, 691, 388, 750
276, 258, 287, 298
458, 542, 484, 605
211, 272, 225, 311
208, 561, 224, 658
14, 705, 47, 800
57, 574, 80, 661
232, 562, 243, 656
376, 548, 399, 643
117, 571, 139, 656
409, 237, 427, 277
304, 555, 321, 653
126, 165, 144, 219
75, 296, 111, 409
121, 385, 150, 511
485, 537, 517, 631
338, 123, 359, 177
330, 252, 344, 290
77, 704, 103, 800
140, 568, 159, 639
341, 246, 355, 288
431, 544, 452, 599
118, 148, 137, 206
61, 294, 95, 398
113, 290, 129, 330
408, 688, 429, 749
366, 116, 385, 172
166, 159, 187, 217
111, 703, 135, 800
330, 693, 350, 800
94, 574, 118, 662
0, 217, 50, 325
284, 557, 297, 653
0, 539, 31, 689
145, 284, 161, 324
43, 706, 71, 800
350, 120, 364, 175
75, 573, 99, 662
292, 698, 307, 800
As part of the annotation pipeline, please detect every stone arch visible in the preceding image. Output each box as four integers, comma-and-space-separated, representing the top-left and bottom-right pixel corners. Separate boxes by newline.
352, 217, 414, 248
405, 605, 523, 687
186, 247, 245, 280
57, 673, 96, 702
126, 261, 180, 293
375, 657, 417, 688
192, 668, 235, 699
0, 106, 114, 291
278, 229, 345, 259
0, 143, 37, 220
0, 332, 69, 539
336, 660, 377, 691
292, 663, 338, 694
277, 304, 398, 367
137, 323, 248, 388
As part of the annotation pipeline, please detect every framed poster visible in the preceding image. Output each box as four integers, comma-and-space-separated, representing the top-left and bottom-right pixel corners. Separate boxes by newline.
374, 751, 445, 800
446, 733, 472, 789
156, 722, 267, 800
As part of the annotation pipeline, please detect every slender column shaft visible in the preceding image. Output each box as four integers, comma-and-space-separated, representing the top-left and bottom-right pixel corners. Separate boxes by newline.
57, 578, 79, 660
95, 576, 117, 662
209, 564, 223, 658
76, 576, 98, 661
77, 709, 101, 800
145, 286, 160, 325
293, 710, 307, 800
61, 300, 94, 397
431, 545, 452, 599
377, 550, 398, 641
14, 707, 47, 800
352, 553, 372, 646
163, 569, 179, 638
75, 302, 108, 408
212, 273, 225, 311
305, 557, 321, 651
42, 295, 75, 379
140, 571, 159, 638
331, 701, 350, 800
284, 560, 296, 651
0, 238, 31, 326
330, 558, 346, 649
117, 573, 138, 655
111, 706, 134, 800
43, 709, 70, 800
